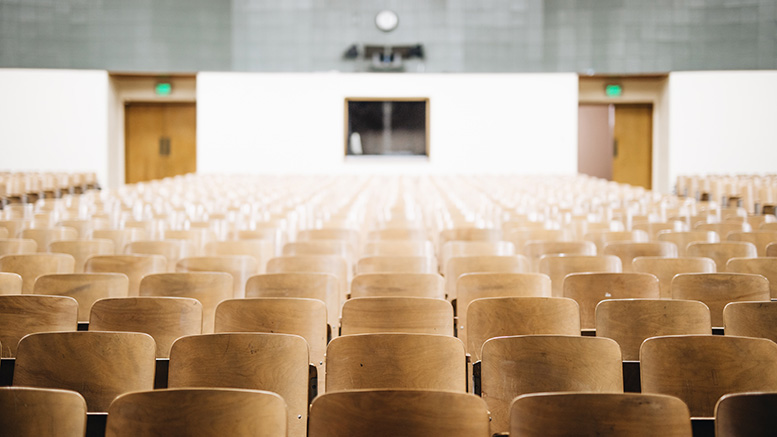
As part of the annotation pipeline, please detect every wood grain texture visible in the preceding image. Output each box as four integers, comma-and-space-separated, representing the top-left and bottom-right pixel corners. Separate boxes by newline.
640, 335, 777, 417
563, 272, 659, 330
309, 389, 490, 437
445, 255, 530, 300
168, 332, 308, 437
671, 273, 770, 327
687, 242, 757, 272
20, 227, 78, 253
341, 297, 453, 336
657, 230, 719, 256
49, 239, 115, 273
0, 294, 77, 357
723, 301, 777, 344
540, 254, 623, 298
246, 272, 340, 330
85, 254, 166, 297
584, 230, 649, 253
266, 255, 348, 303
351, 273, 444, 299
356, 256, 436, 274
633, 256, 716, 299
481, 335, 623, 433
0, 271, 22, 294
602, 241, 678, 272
467, 297, 580, 360
715, 392, 777, 437
767, 242, 777, 256
33, 273, 129, 322
726, 257, 777, 298
14, 331, 156, 412
205, 240, 274, 274
92, 229, 148, 254
326, 333, 466, 393
362, 240, 434, 257
0, 238, 38, 256
596, 298, 711, 360
124, 240, 190, 272
440, 241, 515, 273
106, 388, 286, 437
90, 297, 202, 358
510, 392, 692, 437
0, 253, 75, 293
176, 255, 257, 299
0, 387, 87, 437
523, 241, 596, 271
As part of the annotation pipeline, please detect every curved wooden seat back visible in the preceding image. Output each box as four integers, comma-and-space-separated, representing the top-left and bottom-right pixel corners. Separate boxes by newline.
85, 254, 166, 297
439, 228, 501, 254
0, 387, 87, 437
440, 241, 515, 273
34, 273, 129, 322
0, 220, 25, 239
0, 238, 38, 256
0, 227, 6, 238
505, 229, 569, 255
235, 228, 284, 255
632, 256, 716, 298
467, 297, 580, 360
245, 272, 340, 330
727, 231, 777, 256
309, 389, 491, 437
640, 335, 777, 417
726, 257, 777, 298
356, 255, 437, 274
657, 230, 719, 256
106, 388, 287, 437
0, 294, 77, 357
139, 272, 232, 334
715, 392, 777, 437
510, 392, 692, 437
695, 223, 750, 239
633, 221, 686, 240
284, 240, 354, 266
298, 228, 359, 251
0, 271, 22, 294
266, 255, 348, 303
584, 230, 649, 253
539, 254, 622, 298
523, 240, 596, 271
481, 335, 623, 433
163, 229, 216, 257
767, 242, 777, 256
723, 301, 777, 343
0, 253, 75, 294
367, 228, 428, 241
168, 332, 309, 437
341, 297, 453, 336
326, 333, 466, 393
362, 240, 434, 257
205, 239, 274, 274
602, 242, 678, 272
686, 242, 757, 271
92, 229, 147, 254
445, 255, 529, 301
20, 227, 78, 252
14, 331, 156, 412
351, 273, 444, 299
49, 239, 115, 273
563, 272, 659, 330
90, 296, 202, 358
596, 299, 711, 360
176, 255, 257, 299
671, 273, 770, 327
124, 240, 190, 272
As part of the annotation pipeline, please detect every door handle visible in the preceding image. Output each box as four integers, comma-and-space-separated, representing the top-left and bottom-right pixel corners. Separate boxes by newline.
613, 139, 618, 158
158, 137, 171, 156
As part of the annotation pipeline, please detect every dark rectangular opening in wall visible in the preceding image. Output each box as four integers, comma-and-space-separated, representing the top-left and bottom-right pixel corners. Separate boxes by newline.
345, 98, 429, 157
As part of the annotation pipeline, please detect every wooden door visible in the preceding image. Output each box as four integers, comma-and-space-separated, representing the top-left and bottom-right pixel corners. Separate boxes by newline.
612, 104, 652, 189
125, 103, 196, 184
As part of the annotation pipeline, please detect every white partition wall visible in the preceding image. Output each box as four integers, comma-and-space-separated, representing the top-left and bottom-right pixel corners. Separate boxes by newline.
196, 73, 579, 174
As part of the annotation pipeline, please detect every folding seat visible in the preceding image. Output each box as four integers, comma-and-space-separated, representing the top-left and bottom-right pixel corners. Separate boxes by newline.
92, 229, 147, 254
49, 239, 114, 273
0, 253, 75, 293
686, 241, 756, 271
350, 272, 444, 299
124, 240, 190, 272
723, 301, 777, 343
266, 255, 348, 303
0, 294, 77, 357
176, 256, 257, 299
715, 392, 777, 437
341, 297, 452, 336
246, 272, 340, 330
356, 255, 436, 274
0, 272, 22, 294
33, 273, 129, 322
205, 239, 274, 274
85, 254, 166, 296
440, 241, 514, 273
671, 273, 769, 328
656, 230, 719, 256
19, 227, 78, 253
445, 255, 529, 301
0, 387, 87, 437
523, 240, 596, 271
0, 238, 37, 256
727, 231, 777, 256
726, 257, 777, 298
539, 254, 622, 298
632, 256, 716, 298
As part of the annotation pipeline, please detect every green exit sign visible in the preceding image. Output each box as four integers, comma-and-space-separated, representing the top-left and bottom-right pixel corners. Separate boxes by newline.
155, 82, 172, 96
605, 84, 623, 97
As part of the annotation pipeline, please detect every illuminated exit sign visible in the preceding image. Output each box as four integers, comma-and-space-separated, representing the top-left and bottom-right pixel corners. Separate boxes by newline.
155, 82, 172, 96
605, 84, 623, 97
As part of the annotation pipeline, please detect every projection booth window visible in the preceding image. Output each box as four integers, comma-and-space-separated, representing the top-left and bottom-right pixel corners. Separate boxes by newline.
345, 98, 429, 156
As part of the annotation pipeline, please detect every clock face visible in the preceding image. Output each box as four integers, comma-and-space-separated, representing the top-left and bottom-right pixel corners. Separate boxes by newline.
375, 10, 399, 32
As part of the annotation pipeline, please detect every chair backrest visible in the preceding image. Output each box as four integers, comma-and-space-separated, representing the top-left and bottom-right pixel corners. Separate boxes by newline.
266, 255, 349, 302
367, 228, 428, 241
715, 392, 777, 437
602, 242, 678, 272
92, 229, 147, 254
85, 254, 166, 296
523, 240, 596, 271
124, 240, 189, 272
341, 297, 453, 336
481, 335, 623, 433
0, 294, 77, 357
723, 301, 777, 344
14, 331, 156, 412
205, 240, 274, 274
33, 273, 129, 322
309, 389, 491, 437
510, 392, 692, 437
640, 335, 777, 417
0, 387, 87, 437
20, 227, 79, 252
350, 273, 444, 299
439, 228, 501, 253
245, 272, 340, 329
686, 241, 757, 271
632, 256, 716, 299
726, 257, 777, 299
325, 333, 466, 393
356, 255, 437, 274
168, 332, 309, 437
584, 230, 649, 252
671, 273, 770, 327
695, 222, 751, 239
596, 299, 711, 360
440, 241, 515, 273
633, 221, 686, 240
90, 296, 202, 358
49, 239, 115, 273
539, 254, 622, 298
506, 228, 569, 254
164, 229, 215, 256
444, 255, 529, 300
0, 238, 38, 256
467, 297, 580, 360
727, 231, 777, 256
105, 388, 287, 437
176, 255, 257, 299
0, 253, 75, 293
298, 228, 359, 251
767, 242, 777, 256
362, 240, 434, 257
139, 272, 232, 334
0, 271, 22, 294
657, 230, 719, 256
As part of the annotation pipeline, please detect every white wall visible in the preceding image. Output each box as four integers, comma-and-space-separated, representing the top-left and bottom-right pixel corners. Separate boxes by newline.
668, 71, 777, 189
0, 69, 109, 185
197, 73, 579, 174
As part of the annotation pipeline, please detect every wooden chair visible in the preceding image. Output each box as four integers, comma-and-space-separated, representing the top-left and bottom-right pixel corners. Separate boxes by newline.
467, 297, 580, 360
168, 332, 309, 437
439, 228, 501, 253
596, 299, 711, 360
266, 255, 349, 303
325, 333, 466, 392
715, 392, 777, 437
139, 272, 232, 334
672, 273, 770, 327
20, 227, 78, 253
657, 230, 719, 256
602, 242, 678, 272
205, 239, 274, 274
362, 240, 434, 257
762, 222, 777, 231
245, 272, 340, 330
124, 240, 189, 272
298, 228, 360, 252
726, 257, 777, 298
523, 240, 596, 271
33, 273, 129, 322
235, 227, 284, 255
696, 222, 751, 239
164, 229, 215, 256
0, 294, 77, 357
0, 253, 75, 293
309, 389, 491, 437
341, 297, 453, 336
727, 231, 777, 256
0, 219, 25, 239
444, 255, 529, 301
49, 239, 114, 273
632, 256, 716, 299
92, 229, 147, 254
0, 271, 22, 294
768, 242, 777, 256
14, 331, 156, 412
56, 219, 110, 240
633, 221, 686, 240
85, 254, 166, 297
105, 388, 287, 437
510, 392, 692, 437
686, 241, 757, 271
356, 256, 436, 274
723, 301, 777, 343
506, 229, 569, 254
539, 254, 622, 298
176, 256, 257, 299
367, 228, 428, 241
481, 335, 623, 433
283, 240, 354, 266
0, 227, 6, 238
584, 230, 649, 253
0, 238, 37, 255
90, 297, 202, 358
440, 241, 514, 273
640, 335, 777, 417
0, 387, 87, 437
